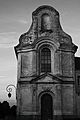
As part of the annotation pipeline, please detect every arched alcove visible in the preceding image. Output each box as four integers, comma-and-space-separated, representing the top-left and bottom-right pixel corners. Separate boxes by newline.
41, 93, 53, 120
41, 13, 51, 31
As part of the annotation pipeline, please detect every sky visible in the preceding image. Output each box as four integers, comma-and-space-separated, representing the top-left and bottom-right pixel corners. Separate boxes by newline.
0, 0, 80, 106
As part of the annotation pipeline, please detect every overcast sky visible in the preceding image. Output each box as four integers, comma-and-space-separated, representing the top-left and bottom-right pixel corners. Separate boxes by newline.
0, 0, 80, 106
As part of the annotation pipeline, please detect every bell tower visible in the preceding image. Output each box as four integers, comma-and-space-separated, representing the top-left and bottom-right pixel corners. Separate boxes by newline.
15, 5, 77, 120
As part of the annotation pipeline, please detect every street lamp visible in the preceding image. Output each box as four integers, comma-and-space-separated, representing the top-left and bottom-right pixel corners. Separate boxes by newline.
6, 84, 16, 98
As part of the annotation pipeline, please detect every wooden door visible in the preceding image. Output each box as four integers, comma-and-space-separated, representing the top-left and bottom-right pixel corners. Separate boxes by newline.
41, 93, 53, 120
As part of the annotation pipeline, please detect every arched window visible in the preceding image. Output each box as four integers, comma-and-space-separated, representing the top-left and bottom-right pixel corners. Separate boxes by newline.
41, 48, 51, 72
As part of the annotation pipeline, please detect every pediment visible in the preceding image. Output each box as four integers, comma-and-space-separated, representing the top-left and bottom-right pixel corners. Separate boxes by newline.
30, 73, 63, 83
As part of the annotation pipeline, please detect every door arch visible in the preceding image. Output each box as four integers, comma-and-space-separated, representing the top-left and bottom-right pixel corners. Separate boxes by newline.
41, 93, 53, 120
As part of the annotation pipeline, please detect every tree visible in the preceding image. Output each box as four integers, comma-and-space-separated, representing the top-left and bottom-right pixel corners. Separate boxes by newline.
10, 105, 16, 116
2, 101, 10, 117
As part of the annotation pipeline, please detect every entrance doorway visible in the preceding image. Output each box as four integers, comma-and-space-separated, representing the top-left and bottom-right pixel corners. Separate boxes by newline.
41, 93, 53, 120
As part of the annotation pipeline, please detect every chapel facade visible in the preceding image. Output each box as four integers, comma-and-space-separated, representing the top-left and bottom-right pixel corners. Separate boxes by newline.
15, 5, 80, 120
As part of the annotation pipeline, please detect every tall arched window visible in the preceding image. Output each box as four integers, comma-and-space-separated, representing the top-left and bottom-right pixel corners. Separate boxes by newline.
41, 48, 51, 72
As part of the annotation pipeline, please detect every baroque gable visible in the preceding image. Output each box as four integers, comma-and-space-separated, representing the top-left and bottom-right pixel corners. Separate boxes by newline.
15, 5, 77, 55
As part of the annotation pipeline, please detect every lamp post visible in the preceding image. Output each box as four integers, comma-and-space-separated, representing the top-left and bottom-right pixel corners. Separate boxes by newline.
6, 84, 16, 98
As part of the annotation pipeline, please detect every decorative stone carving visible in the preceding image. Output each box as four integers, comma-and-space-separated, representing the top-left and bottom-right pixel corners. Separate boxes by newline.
56, 85, 61, 90
19, 34, 33, 45
42, 86, 52, 91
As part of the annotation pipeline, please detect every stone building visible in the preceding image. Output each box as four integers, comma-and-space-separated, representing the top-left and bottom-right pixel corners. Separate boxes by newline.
15, 5, 80, 120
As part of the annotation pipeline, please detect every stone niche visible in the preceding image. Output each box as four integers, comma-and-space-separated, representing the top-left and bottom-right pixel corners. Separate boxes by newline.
41, 13, 52, 32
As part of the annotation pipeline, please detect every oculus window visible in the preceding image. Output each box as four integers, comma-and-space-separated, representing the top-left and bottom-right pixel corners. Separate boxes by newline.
41, 48, 51, 72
